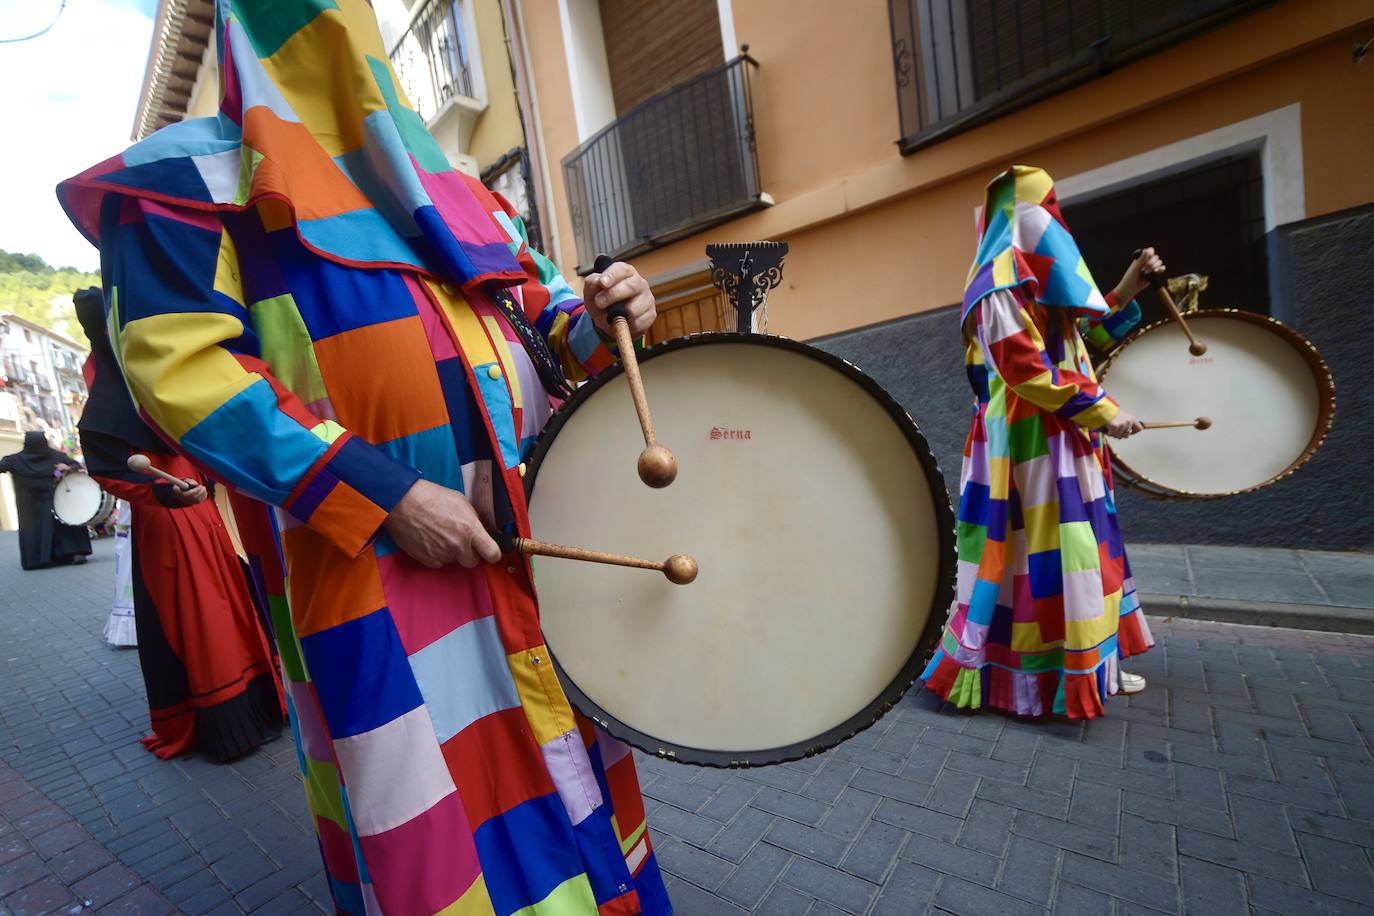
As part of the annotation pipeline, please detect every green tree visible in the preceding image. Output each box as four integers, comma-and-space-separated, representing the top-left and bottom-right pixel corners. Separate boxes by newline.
0, 249, 100, 340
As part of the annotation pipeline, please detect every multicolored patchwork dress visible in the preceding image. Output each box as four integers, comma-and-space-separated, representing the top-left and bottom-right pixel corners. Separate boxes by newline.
59, 1, 670, 912
921, 166, 1154, 720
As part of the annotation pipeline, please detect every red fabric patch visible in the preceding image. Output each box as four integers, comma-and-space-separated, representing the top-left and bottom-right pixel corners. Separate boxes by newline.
440, 707, 555, 829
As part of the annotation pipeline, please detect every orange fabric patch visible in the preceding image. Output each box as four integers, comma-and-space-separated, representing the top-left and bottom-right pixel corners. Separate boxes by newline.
312, 317, 449, 443
283, 523, 387, 636
241, 108, 373, 220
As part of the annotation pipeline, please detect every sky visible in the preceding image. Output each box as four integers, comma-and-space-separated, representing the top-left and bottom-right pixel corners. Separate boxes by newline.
0, 0, 159, 272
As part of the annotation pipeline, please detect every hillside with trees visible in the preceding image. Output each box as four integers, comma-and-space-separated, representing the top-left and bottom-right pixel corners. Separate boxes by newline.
0, 249, 99, 341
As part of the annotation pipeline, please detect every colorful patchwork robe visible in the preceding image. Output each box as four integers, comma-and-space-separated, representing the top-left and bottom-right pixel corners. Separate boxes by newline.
57, 2, 671, 911
922, 286, 1155, 719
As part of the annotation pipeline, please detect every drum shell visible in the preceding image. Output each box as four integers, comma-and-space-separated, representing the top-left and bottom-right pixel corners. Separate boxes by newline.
523, 332, 956, 767
1098, 309, 1335, 500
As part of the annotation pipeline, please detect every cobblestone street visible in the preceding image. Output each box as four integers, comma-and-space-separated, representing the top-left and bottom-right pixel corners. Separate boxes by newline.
2, 532, 1373, 914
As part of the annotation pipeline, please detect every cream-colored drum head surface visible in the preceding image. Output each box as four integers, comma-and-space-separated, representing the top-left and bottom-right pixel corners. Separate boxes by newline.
528, 336, 953, 764
53, 472, 104, 526
1102, 312, 1331, 497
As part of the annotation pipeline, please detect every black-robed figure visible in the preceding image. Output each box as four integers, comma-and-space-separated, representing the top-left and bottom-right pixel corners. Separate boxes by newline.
1, 431, 93, 570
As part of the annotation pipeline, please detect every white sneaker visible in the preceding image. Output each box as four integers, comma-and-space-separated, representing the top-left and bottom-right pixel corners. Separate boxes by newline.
1119, 671, 1147, 695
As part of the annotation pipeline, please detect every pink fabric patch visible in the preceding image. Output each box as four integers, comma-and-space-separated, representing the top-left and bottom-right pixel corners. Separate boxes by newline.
411, 275, 459, 361
133, 197, 222, 232
414, 166, 507, 247
1011, 575, 1036, 622
316, 814, 361, 884
1012, 673, 1045, 716
286, 679, 333, 762
597, 727, 632, 769
359, 791, 479, 914
377, 550, 494, 654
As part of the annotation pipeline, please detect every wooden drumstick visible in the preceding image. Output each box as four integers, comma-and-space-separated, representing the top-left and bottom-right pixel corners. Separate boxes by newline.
1142, 417, 1213, 430
592, 254, 677, 489
1135, 249, 1206, 356
126, 454, 193, 490
497, 532, 697, 585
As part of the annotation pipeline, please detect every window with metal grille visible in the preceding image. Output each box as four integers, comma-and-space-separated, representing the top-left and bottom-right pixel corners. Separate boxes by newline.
888, 0, 1275, 153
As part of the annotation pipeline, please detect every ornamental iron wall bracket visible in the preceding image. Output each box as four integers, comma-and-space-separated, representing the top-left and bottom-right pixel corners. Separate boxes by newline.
706, 241, 789, 333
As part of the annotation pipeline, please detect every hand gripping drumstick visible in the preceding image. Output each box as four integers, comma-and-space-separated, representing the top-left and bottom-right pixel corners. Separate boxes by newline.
1142, 417, 1213, 430
126, 454, 194, 490
494, 531, 697, 585
1134, 249, 1206, 356
591, 254, 677, 488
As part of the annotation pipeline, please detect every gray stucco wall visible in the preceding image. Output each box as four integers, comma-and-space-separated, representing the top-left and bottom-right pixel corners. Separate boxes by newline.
810, 204, 1373, 551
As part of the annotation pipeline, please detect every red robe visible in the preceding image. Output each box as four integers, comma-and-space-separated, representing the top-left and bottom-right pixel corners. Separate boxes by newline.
84, 437, 284, 761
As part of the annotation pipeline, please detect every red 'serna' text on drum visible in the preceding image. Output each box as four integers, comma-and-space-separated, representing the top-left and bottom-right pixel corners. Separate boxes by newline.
709, 427, 752, 441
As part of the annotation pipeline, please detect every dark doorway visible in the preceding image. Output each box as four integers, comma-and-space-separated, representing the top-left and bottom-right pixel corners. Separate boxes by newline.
1063, 153, 1269, 326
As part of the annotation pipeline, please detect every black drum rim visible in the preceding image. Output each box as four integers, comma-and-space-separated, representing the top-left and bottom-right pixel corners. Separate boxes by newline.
523, 331, 957, 768
1098, 309, 1336, 501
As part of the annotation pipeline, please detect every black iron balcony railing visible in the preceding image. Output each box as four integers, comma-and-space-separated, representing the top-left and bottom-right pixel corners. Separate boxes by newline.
389, 0, 474, 123
889, 0, 1275, 153
562, 55, 765, 272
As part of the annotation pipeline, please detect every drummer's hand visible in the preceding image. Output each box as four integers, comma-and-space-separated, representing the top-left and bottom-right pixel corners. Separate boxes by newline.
1104, 410, 1145, 439
386, 479, 503, 569
1115, 247, 1166, 303
55, 462, 71, 475
583, 262, 657, 338
170, 482, 207, 506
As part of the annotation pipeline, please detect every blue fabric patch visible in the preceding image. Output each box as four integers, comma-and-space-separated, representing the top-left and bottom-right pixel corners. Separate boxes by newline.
102, 157, 211, 205
958, 482, 990, 525
630, 850, 673, 916
473, 363, 520, 469
121, 114, 242, 167
967, 579, 1001, 626
407, 616, 521, 743
474, 793, 584, 914
179, 379, 329, 505
571, 803, 636, 906
113, 210, 224, 327
272, 230, 418, 339
296, 210, 428, 275
1055, 477, 1089, 523
379, 424, 464, 493
1027, 549, 1064, 600
300, 609, 422, 740
327, 435, 421, 512
434, 357, 486, 467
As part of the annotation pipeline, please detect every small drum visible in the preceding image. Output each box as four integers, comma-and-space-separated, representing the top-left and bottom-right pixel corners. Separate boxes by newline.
1099, 310, 1334, 498
53, 471, 115, 528
526, 334, 955, 766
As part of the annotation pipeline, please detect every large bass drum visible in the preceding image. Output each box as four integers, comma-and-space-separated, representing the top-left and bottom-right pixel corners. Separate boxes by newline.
1099, 310, 1334, 499
525, 334, 955, 767
53, 471, 115, 528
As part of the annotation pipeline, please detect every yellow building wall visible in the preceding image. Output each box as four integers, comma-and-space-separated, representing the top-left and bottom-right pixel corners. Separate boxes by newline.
522, 0, 1374, 340
467, 0, 526, 172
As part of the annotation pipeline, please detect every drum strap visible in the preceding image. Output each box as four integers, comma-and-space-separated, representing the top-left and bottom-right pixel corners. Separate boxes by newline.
490, 286, 574, 400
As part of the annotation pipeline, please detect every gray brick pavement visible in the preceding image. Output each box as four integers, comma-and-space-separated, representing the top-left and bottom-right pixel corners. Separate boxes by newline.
2, 530, 1373, 914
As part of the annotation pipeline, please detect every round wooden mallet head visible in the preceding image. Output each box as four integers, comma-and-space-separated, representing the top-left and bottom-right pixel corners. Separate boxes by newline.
638, 444, 678, 489
126, 454, 151, 473
1189, 341, 1208, 356
663, 554, 698, 586
1195, 416, 1213, 430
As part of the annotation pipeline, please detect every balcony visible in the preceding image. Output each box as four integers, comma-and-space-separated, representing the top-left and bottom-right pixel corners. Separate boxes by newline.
888, 0, 1275, 153
389, 0, 474, 123
561, 55, 767, 272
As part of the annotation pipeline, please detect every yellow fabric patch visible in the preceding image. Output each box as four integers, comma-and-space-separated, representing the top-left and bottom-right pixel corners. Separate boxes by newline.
480, 313, 523, 410
988, 456, 1011, 496
1021, 503, 1061, 553
1065, 609, 1118, 652
620, 819, 647, 856
261, 2, 392, 156
1011, 621, 1050, 653
991, 248, 1018, 288
310, 419, 347, 443
509, 874, 598, 916
249, 293, 329, 405
120, 312, 258, 440
428, 280, 498, 367
1013, 167, 1054, 205
506, 646, 577, 746
434, 875, 495, 916
212, 232, 244, 305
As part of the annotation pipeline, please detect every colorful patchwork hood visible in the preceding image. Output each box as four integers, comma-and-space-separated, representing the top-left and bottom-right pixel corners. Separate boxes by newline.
961, 165, 1111, 326
57, 0, 524, 294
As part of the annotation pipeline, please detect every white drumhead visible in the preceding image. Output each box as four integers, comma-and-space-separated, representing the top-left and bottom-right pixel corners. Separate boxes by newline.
1102, 313, 1327, 496
529, 338, 949, 760
53, 471, 105, 526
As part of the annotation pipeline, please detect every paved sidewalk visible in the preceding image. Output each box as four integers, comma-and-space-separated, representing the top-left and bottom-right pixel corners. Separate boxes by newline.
1130, 544, 1374, 633
1, 531, 1373, 915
